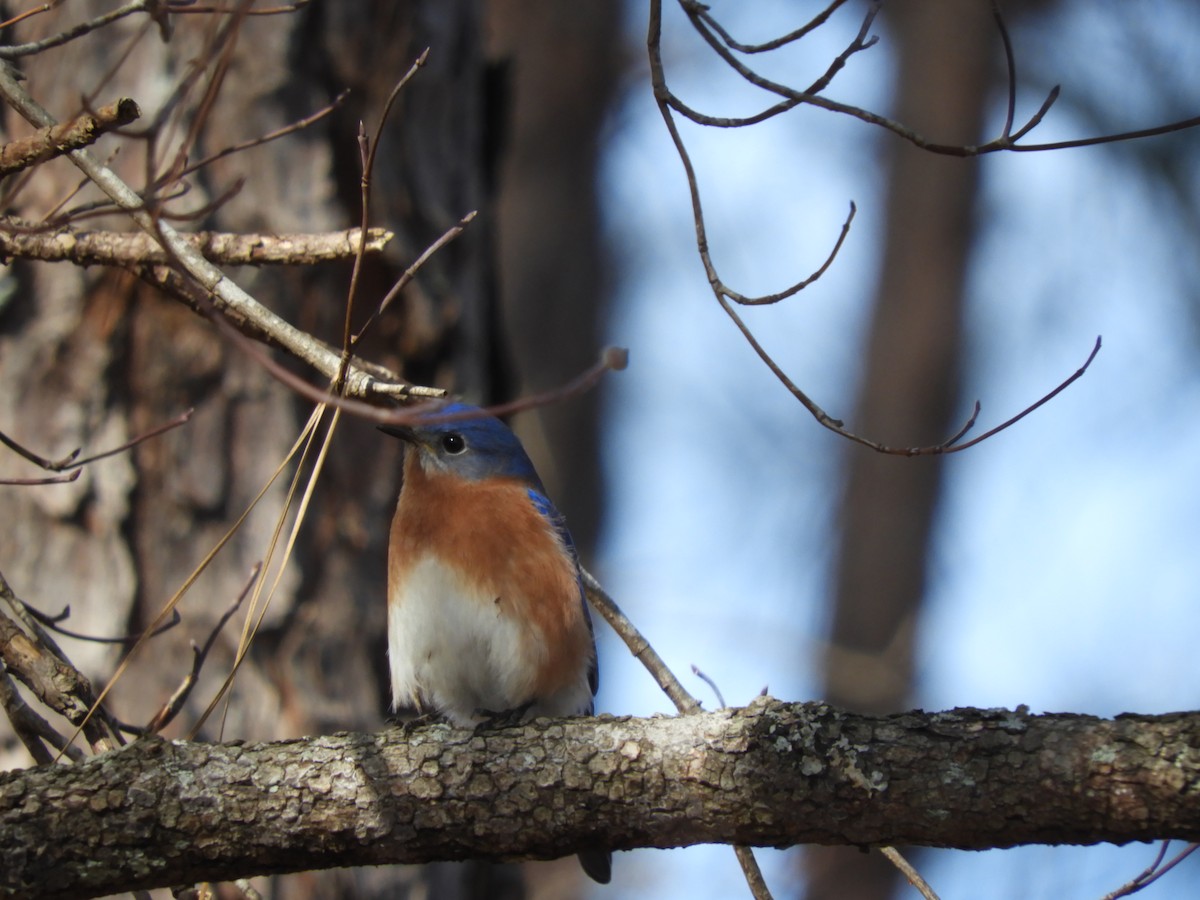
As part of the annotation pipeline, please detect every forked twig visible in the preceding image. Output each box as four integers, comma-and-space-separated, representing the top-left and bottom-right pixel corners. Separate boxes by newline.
142, 563, 261, 734
1102, 842, 1200, 899
649, 0, 1109, 455
338, 48, 430, 392
0, 409, 193, 474
21, 604, 181, 645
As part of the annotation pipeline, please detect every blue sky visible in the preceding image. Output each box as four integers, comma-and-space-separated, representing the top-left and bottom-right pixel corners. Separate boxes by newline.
590, 2, 1200, 897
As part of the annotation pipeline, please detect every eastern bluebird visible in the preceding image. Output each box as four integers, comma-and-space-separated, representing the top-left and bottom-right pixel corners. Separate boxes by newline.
380, 401, 611, 884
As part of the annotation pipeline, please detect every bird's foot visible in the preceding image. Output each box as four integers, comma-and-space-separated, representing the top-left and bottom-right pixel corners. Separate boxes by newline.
474, 700, 534, 729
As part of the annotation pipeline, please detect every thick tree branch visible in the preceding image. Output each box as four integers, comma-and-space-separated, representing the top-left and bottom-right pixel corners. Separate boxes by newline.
2, 700, 1198, 899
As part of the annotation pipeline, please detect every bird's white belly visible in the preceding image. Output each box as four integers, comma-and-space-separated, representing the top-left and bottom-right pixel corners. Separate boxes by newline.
389, 556, 538, 725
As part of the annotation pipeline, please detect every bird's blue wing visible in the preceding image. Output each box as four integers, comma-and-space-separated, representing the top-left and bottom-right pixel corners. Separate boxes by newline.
528, 488, 600, 700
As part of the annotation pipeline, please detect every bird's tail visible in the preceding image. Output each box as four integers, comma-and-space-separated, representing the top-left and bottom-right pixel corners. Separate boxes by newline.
578, 849, 612, 884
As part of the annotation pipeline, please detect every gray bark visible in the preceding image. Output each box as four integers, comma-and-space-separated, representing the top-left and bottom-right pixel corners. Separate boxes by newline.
3, 700, 1199, 899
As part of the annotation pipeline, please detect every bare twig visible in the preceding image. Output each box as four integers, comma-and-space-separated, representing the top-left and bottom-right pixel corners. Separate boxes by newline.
174, 89, 348, 182
690, 664, 726, 708
649, 0, 1105, 454
170, 1, 309, 14
354, 210, 477, 343
69, 408, 194, 468
341, 48, 430, 379
0, 98, 140, 176
0, 428, 79, 470
668, 1, 1200, 157
879, 846, 940, 900
21, 604, 181, 645
581, 569, 699, 716
1102, 842, 1200, 899
0, 665, 89, 763
143, 563, 260, 734
0, 408, 192, 475
733, 846, 774, 900
582, 569, 777, 895
0, 470, 82, 486
922, 336, 1102, 455
0, 4, 55, 32
0, 224, 394, 266
693, 0, 850, 55
0, 0, 154, 59
0, 666, 58, 764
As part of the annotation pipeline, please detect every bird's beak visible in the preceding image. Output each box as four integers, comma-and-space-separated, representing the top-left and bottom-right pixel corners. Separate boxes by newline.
378, 423, 418, 444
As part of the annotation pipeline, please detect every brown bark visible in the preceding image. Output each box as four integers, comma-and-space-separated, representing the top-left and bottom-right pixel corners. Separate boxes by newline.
4, 701, 1200, 899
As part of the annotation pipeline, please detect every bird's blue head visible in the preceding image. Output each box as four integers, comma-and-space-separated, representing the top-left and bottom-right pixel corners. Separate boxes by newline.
379, 402, 544, 487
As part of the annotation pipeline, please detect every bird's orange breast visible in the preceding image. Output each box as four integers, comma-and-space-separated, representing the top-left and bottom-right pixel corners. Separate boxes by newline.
389, 452, 592, 701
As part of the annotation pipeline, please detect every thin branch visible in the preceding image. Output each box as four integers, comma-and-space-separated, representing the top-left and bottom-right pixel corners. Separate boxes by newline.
133, 265, 442, 405
170, 1, 310, 14
68, 408, 194, 468
879, 846, 941, 900
142, 563, 260, 734
353, 209, 477, 344
465, 346, 629, 421
0, 428, 80, 470
0, 224, 394, 266
918, 336, 1102, 455
691, 0, 850, 55
0, 0, 153, 58
666, 0, 1197, 158
941, 401, 982, 448
1103, 842, 1200, 899
0, 470, 82, 486
0, 4, 55, 31
991, 0, 1018, 139
0, 666, 88, 764
0, 98, 140, 177
0, 408, 191, 476
690, 664, 725, 708
649, 0, 1106, 454
174, 89, 348, 182
583, 567, 780, 895
0, 666, 58, 764
801, 2, 880, 98
581, 568, 700, 714
727, 202, 855, 306
151, 0, 250, 196
733, 846, 774, 900
21, 604, 181, 646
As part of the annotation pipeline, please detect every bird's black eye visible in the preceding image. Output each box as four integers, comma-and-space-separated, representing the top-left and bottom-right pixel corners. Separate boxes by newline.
440, 433, 466, 454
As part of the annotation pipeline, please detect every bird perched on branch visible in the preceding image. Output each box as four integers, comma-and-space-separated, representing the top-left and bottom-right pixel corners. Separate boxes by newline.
380, 401, 611, 884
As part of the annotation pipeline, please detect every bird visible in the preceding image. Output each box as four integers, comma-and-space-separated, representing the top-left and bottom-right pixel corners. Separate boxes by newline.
380, 401, 611, 884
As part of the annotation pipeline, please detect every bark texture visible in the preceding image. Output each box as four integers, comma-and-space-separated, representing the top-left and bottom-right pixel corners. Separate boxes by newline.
3, 700, 1199, 899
